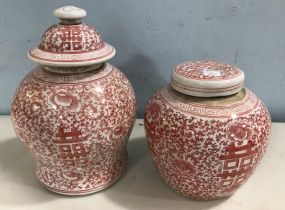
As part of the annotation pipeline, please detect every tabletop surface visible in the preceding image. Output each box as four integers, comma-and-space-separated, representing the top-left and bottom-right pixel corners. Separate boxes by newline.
0, 115, 284, 210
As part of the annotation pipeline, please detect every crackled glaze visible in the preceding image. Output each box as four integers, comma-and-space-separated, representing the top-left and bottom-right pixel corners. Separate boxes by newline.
144, 61, 271, 200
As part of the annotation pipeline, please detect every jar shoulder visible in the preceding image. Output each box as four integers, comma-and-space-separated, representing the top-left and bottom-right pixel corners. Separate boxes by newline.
12, 63, 136, 121
14, 63, 135, 99
145, 85, 270, 121
25, 63, 126, 84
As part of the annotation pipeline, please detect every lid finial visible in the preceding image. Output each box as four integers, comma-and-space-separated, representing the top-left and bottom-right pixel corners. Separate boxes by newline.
53, 5, 87, 20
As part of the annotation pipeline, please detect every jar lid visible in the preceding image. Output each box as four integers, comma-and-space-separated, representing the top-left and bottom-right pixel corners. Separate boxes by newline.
171, 61, 245, 97
28, 6, 115, 67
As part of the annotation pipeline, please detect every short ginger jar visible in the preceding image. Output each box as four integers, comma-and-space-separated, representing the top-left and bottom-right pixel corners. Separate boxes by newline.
11, 6, 136, 195
144, 60, 271, 200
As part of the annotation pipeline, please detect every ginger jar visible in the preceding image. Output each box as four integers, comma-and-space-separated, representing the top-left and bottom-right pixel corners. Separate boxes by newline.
11, 6, 136, 195
144, 61, 271, 200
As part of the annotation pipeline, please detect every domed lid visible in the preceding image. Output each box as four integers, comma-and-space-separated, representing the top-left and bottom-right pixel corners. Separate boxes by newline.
28, 6, 115, 67
171, 61, 245, 97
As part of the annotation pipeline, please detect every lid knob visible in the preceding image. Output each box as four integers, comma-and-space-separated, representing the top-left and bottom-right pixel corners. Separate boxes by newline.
53, 5, 86, 20
171, 61, 245, 97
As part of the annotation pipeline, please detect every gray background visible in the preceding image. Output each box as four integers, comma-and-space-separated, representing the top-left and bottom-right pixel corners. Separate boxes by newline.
0, 0, 284, 121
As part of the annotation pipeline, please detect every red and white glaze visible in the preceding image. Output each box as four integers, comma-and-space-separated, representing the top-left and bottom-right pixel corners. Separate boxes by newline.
144, 86, 271, 200
39, 23, 104, 53
175, 61, 241, 80
11, 63, 136, 195
29, 23, 115, 65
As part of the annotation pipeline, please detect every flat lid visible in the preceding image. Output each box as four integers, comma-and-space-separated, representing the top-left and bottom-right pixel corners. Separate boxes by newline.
28, 6, 115, 67
171, 61, 245, 97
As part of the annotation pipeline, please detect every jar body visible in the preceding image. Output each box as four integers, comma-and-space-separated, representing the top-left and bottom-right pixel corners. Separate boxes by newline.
12, 63, 136, 195
144, 86, 271, 200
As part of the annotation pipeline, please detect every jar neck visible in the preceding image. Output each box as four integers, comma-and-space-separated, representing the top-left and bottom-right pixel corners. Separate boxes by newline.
42, 63, 104, 74
59, 19, 82, 25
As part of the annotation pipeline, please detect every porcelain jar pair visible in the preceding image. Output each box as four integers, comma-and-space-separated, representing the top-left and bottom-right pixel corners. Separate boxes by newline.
12, 6, 271, 199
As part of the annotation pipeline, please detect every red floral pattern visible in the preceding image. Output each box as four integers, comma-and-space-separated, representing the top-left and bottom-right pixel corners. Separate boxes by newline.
144, 86, 271, 200
12, 63, 136, 195
39, 23, 104, 53
175, 61, 241, 80
173, 159, 195, 174
48, 90, 81, 112
227, 122, 254, 141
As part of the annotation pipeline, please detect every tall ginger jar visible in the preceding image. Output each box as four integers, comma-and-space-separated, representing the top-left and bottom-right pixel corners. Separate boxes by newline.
11, 6, 136, 195
144, 61, 271, 200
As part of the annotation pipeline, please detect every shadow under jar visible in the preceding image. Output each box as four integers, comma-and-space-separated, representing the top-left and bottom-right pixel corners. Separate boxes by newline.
144, 60, 271, 200
11, 6, 136, 195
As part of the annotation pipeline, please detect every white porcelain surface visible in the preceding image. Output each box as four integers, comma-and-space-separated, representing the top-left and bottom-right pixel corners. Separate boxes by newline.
0, 115, 284, 209
53, 6, 87, 19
